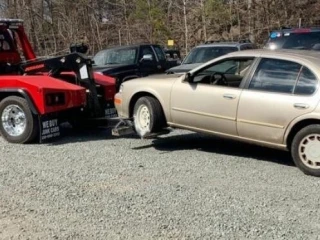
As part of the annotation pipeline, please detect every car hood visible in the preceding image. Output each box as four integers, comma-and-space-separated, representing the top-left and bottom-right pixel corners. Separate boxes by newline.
167, 63, 202, 73
123, 73, 184, 85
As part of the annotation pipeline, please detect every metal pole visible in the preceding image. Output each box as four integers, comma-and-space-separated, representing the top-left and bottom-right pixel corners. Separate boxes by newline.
299, 18, 301, 28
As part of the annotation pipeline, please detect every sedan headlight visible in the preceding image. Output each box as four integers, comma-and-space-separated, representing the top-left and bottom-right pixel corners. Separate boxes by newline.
119, 84, 124, 93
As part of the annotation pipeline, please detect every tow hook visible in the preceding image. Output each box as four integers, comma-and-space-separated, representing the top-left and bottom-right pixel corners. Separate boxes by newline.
111, 118, 135, 136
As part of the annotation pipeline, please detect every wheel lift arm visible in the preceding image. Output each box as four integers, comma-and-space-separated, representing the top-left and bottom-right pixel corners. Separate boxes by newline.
20, 52, 103, 117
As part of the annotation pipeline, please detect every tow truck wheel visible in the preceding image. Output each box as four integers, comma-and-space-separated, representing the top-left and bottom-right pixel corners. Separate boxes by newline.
133, 96, 165, 138
0, 96, 38, 144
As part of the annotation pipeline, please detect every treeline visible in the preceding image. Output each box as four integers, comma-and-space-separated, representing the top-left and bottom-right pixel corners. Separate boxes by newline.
1, 0, 320, 56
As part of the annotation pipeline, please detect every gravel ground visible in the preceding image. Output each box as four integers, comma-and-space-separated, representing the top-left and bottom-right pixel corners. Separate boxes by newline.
1, 127, 320, 240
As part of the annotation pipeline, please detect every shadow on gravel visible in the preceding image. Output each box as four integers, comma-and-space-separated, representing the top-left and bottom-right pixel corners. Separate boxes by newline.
44, 124, 139, 145
132, 132, 295, 167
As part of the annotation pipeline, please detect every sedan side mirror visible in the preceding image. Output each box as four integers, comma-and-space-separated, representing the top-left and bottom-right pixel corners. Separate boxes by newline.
141, 54, 153, 62
184, 72, 194, 83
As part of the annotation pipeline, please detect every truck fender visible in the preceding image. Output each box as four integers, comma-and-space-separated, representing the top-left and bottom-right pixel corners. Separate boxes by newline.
0, 88, 38, 115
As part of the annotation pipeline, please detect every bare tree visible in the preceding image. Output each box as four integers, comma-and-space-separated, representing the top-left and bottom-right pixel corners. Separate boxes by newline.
2, 0, 320, 56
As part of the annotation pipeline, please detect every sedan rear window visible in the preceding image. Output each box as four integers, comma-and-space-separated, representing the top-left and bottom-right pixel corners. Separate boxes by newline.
295, 67, 318, 95
249, 58, 318, 95
249, 58, 302, 94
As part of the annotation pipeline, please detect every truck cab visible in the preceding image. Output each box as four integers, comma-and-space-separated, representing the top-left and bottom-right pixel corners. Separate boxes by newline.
93, 44, 173, 91
0, 19, 36, 74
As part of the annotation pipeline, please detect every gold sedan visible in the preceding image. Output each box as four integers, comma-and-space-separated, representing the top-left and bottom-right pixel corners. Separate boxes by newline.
114, 49, 320, 177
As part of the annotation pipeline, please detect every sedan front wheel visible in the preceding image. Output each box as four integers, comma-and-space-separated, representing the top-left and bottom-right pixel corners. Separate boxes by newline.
133, 96, 166, 138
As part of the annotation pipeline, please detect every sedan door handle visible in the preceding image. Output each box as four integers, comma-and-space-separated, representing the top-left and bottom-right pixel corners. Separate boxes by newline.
223, 94, 236, 100
294, 103, 309, 109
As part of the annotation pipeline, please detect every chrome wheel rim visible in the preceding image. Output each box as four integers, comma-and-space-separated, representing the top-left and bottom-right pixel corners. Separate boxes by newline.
135, 104, 151, 132
1, 105, 27, 137
299, 134, 320, 169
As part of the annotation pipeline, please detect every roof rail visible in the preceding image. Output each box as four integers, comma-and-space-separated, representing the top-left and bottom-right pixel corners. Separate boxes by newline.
204, 40, 221, 44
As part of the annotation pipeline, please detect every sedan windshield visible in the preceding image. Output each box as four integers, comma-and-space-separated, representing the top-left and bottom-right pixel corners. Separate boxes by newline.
93, 47, 138, 66
183, 46, 238, 64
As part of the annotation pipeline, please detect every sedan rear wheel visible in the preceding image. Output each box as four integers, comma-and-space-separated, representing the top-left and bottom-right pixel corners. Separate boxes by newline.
292, 124, 320, 176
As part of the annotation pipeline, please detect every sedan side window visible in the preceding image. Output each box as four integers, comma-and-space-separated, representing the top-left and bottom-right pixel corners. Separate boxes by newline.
192, 58, 254, 88
294, 67, 318, 95
249, 58, 302, 94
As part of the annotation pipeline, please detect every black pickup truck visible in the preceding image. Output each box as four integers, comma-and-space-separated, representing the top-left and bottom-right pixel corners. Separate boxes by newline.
93, 44, 174, 91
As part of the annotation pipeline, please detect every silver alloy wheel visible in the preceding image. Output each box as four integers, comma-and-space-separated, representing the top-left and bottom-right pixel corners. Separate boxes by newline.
1, 104, 27, 137
135, 104, 151, 133
299, 134, 320, 169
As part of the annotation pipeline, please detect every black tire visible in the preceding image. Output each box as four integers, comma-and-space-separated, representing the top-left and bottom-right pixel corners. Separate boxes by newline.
133, 96, 166, 137
291, 124, 320, 177
0, 96, 38, 144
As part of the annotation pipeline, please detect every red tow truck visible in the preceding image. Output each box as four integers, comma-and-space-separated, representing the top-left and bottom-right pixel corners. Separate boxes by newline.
0, 19, 118, 143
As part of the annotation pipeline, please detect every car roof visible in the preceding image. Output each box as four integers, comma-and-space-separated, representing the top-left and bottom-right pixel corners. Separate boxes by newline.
97, 44, 161, 52
224, 49, 320, 61
195, 42, 253, 48
189, 49, 320, 75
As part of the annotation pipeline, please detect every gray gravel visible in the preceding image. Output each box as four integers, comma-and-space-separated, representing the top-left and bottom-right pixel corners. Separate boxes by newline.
1, 127, 320, 240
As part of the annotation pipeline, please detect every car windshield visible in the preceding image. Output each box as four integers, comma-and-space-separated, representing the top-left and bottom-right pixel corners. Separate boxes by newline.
93, 47, 138, 66
183, 46, 238, 64
265, 31, 320, 50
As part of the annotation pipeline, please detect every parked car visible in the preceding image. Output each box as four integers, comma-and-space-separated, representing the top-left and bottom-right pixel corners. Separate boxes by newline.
93, 44, 178, 91
113, 49, 320, 177
264, 27, 320, 50
167, 40, 256, 73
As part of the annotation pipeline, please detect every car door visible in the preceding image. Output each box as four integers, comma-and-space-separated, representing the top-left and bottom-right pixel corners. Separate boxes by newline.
170, 57, 255, 136
138, 45, 158, 76
237, 57, 319, 144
